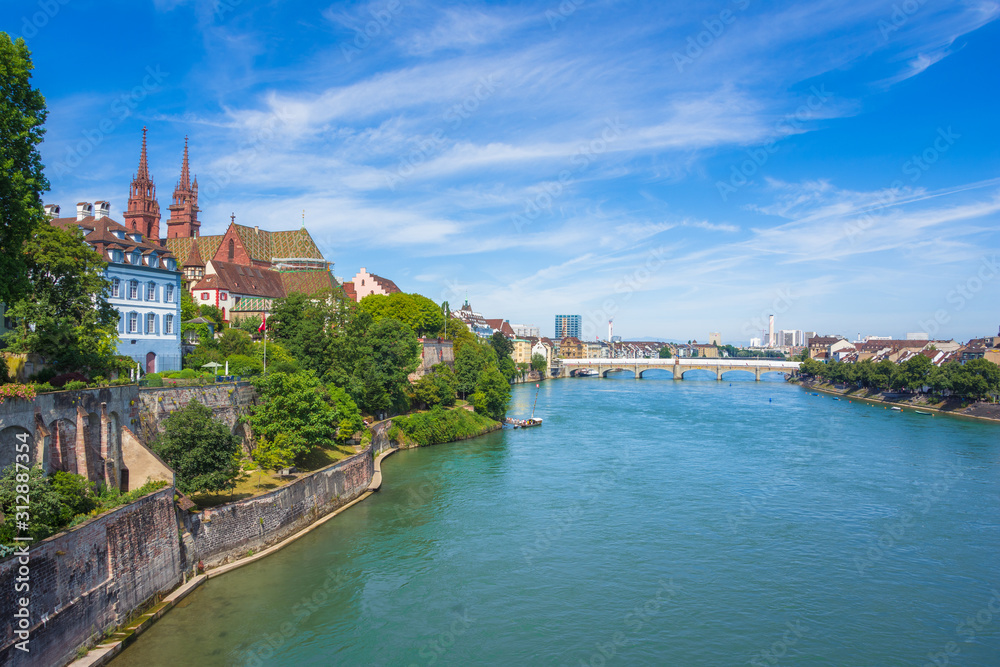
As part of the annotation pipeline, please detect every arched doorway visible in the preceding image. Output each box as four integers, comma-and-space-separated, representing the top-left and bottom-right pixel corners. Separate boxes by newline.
146, 351, 156, 373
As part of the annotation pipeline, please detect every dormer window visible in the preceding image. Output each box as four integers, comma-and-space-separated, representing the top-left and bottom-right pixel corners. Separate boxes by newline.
130, 233, 142, 243
131, 252, 141, 265
114, 230, 125, 240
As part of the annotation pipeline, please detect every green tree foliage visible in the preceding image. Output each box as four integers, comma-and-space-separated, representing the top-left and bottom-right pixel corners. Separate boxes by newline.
250, 340, 299, 374
444, 317, 476, 353
198, 305, 224, 331
658, 346, 673, 359
0, 465, 64, 544
49, 470, 97, 524
896, 354, 933, 391
180, 289, 200, 321
268, 291, 337, 375
454, 341, 492, 399
326, 311, 420, 416
390, 405, 498, 446
489, 332, 514, 362
247, 371, 361, 463
531, 353, 547, 373
472, 364, 512, 421
154, 399, 244, 494
0, 35, 48, 305
218, 327, 252, 357
413, 363, 457, 408
250, 435, 295, 488
227, 353, 262, 377
952, 359, 1000, 401
3, 224, 120, 375
359, 292, 445, 338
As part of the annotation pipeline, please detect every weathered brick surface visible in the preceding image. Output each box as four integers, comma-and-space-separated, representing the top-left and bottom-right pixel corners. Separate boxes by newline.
0, 487, 181, 667
138, 382, 257, 449
184, 445, 375, 567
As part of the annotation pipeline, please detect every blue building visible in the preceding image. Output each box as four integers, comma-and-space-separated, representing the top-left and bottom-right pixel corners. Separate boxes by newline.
47, 201, 182, 373
554, 314, 582, 339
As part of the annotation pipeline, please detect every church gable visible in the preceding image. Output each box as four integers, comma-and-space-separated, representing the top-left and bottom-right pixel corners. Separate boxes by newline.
212, 223, 253, 266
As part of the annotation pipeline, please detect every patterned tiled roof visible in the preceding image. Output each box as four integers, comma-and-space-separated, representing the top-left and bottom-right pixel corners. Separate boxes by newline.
279, 270, 338, 297
230, 297, 273, 313
231, 225, 325, 263
165, 235, 223, 267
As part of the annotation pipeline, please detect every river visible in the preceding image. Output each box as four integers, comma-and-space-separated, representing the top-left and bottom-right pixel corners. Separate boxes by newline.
114, 373, 1000, 666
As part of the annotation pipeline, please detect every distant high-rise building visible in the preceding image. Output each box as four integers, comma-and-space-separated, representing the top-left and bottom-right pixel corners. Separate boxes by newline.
709, 332, 721, 346
906, 332, 930, 341
768, 314, 775, 347
750, 337, 762, 348
804, 331, 817, 345
555, 314, 582, 339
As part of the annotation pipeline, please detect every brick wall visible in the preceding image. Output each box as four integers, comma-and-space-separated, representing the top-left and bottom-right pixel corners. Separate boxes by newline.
0, 486, 181, 667
182, 444, 375, 567
138, 382, 257, 450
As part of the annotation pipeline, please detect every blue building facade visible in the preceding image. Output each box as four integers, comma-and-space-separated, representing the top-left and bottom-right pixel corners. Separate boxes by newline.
49, 201, 182, 373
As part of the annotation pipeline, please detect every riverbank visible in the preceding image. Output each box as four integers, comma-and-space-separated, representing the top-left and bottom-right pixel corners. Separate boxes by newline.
388, 406, 501, 448
796, 377, 1000, 422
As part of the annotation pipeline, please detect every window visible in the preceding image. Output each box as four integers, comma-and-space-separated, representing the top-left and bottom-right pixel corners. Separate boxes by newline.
129, 280, 138, 299
165, 314, 174, 334
201, 292, 209, 300
228, 239, 235, 261
132, 252, 141, 265
165, 284, 174, 302
128, 312, 138, 333
147, 313, 156, 334
112, 278, 120, 298
220, 292, 228, 301
147, 282, 156, 300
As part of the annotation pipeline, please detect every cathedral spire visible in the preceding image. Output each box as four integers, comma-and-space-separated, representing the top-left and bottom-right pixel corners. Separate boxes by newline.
123, 127, 161, 240
167, 136, 201, 238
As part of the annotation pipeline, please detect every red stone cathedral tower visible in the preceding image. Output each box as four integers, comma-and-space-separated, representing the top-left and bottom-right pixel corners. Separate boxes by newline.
122, 127, 161, 239
166, 136, 201, 238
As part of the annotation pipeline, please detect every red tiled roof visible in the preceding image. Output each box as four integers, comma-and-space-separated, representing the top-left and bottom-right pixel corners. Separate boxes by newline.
194, 261, 285, 298
50, 215, 178, 264
342, 281, 357, 301
369, 273, 400, 294
279, 270, 337, 297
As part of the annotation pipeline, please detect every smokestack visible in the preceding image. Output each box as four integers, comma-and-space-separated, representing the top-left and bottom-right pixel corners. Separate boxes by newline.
76, 202, 93, 221
768, 314, 775, 347
608, 319, 613, 341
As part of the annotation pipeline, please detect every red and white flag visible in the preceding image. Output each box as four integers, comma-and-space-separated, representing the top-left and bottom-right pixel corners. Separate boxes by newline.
258, 313, 267, 333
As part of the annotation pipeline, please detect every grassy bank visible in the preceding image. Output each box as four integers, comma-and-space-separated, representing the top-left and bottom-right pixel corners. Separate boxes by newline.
388, 406, 500, 447
797, 378, 1000, 422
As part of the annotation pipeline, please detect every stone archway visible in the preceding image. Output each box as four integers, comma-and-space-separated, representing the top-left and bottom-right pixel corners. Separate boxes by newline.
0, 426, 34, 473
146, 351, 157, 374
49, 418, 78, 474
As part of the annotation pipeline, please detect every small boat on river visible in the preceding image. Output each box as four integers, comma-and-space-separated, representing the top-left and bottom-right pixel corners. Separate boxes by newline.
891, 406, 903, 411
914, 410, 932, 416
506, 383, 544, 428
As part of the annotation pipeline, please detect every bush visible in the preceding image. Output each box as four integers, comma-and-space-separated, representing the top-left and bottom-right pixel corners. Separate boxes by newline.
177, 368, 197, 379
34, 382, 56, 393
62, 380, 87, 391
110, 377, 132, 386
228, 354, 262, 377
391, 406, 498, 446
49, 371, 89, 388
145, 373, 163, 387
28, 366, 58, 384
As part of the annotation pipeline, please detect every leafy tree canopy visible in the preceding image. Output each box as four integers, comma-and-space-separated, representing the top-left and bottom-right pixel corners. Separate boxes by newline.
0, 34, 48, 305
359, 292, 445, 338
3, 224, 120, 375
153, 399, 244, 494
268, 291, 337, 375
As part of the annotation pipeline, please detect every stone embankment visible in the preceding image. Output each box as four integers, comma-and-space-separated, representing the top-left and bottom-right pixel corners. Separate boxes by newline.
798, 378, 1000, 422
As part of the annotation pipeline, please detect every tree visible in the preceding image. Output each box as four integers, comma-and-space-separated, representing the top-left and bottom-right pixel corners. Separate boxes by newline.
658, 346, 672, 359
413, 363, 457, 408
49, 470, 97, 524
246, 371, 351, 463
454, 342, 491, 399
0, 465, 63, 544
444, 317, 476, 353
798, 358, 825, 377
473, 364, 511, 421
897, 354, 933, 392
350, 317, 421, 415
198, 304, 224, 331
359, 292, 445, 338
153, 399, 244, 494
489, 332, 514, 362
531, 352, 547, 373
953, 359, 1000, 401
3, 223, 120, 375
269, 291, 336, 374
250, 435, 294, 489
0, 35, 48, 306
218, 327, 252, 357
180, 289, 199, 321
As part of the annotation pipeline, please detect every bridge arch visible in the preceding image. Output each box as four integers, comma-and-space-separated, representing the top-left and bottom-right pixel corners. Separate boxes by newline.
637, 368, 673, 379
601, 368, 635, 379
719, 369, 756, 381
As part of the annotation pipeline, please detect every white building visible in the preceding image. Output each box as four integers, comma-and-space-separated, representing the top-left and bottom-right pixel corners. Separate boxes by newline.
512, 324, 540, 338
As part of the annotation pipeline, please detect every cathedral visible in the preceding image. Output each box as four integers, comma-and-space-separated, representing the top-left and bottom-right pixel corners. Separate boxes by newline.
122, 128, 338, 324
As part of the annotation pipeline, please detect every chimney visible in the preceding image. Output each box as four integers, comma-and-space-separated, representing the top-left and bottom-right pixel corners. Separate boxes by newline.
76, 202, 93, 221
94, 201, 111, 219
254, 225, 259, 234
44, 204, 60, 218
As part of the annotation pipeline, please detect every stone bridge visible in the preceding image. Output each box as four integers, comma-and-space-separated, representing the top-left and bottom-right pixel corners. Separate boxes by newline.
558, 357, 800, 381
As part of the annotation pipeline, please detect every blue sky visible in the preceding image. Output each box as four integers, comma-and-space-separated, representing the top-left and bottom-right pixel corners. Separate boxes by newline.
6, 0, 999, 342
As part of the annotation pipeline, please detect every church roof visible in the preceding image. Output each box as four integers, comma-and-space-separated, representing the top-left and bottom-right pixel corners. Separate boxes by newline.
193, 260, 286, 298
165, 235, 223, 267
279, 269, 338, 297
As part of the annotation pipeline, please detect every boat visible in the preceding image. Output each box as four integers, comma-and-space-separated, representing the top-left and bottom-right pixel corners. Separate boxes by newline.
833, 398, 841, 401
578, 369, 599, 377
891, 406, 902, 411
506, 384, 544, 428
914, 410, 932, 416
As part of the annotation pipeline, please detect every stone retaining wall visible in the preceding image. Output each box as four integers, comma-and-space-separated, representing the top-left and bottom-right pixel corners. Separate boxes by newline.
181, 445, 376, 568
0, 486, 181, 667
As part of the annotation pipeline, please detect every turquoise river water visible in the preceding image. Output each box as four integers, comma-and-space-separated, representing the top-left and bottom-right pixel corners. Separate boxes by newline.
114, 373, 1000, 666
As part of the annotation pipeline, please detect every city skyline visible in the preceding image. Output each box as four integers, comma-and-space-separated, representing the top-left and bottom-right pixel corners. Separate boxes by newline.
9, 0, 999, 342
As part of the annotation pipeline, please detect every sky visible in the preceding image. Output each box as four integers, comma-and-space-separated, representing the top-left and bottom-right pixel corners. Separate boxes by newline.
5, 0, 999, 343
